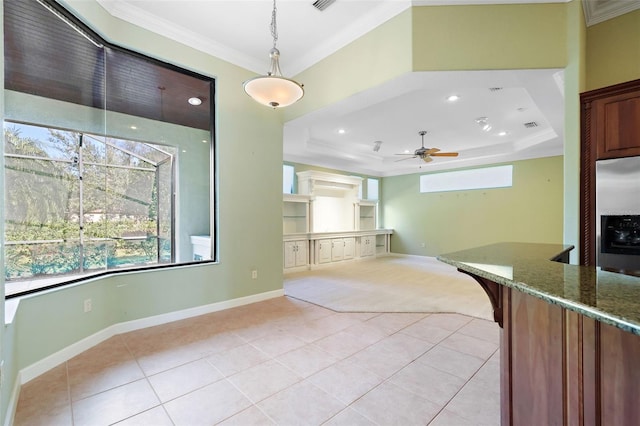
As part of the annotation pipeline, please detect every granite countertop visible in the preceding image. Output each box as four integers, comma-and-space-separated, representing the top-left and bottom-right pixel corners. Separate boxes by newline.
437, 242, 640, 336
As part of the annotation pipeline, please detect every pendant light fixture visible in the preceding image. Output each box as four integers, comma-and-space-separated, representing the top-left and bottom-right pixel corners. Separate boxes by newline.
243, 0, 304, 108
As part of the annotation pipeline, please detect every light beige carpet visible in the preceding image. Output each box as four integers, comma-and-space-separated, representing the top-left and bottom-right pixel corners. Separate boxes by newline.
284, 254, 493, 321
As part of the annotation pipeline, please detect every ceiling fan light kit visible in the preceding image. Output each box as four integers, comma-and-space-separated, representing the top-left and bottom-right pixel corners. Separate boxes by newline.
243, 0, 304, 108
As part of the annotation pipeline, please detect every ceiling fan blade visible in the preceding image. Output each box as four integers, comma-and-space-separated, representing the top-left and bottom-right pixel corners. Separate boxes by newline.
394, 153, 415, 156
430, 152, 459, 157
422, 156, 433, 163
425, 148, 440, 155
394, 156, 416, 162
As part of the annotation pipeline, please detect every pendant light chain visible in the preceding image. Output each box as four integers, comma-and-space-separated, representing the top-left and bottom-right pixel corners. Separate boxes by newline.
271, 0, 278, 49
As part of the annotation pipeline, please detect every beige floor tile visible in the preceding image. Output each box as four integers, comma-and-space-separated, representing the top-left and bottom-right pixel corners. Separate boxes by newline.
228, 359, 301, 403
310, 312, 364, 335
248, 330, 307, 357
400, 319, 456, 344
441, 378, 500, 426
323, 407, 377, 425
14, 364, 70, 425
307, 359, 384, 405
439, 332, 499, 360
364, 312, 427, 335
71, 379, 160, 426
163, 379, 252, 425
457, 318, 501, 344
147, 358, 224, 402
275, 344, 338, 378
428, 409, 479, 426
389, 362, 467, 406
416, 345, 486, 381
112, 406, 174, 425
348, 334, 433, 379
420, 313, 473, 331
257, 380, 345, 425
68, 337, 144, 401
207, 343, 271, 376
342, 321, 388, 345
350, 381, 441, 425
313, 329, 377, 360
217, 405, 276, 425
200, 329, 247, 354
13, 259, 501, 426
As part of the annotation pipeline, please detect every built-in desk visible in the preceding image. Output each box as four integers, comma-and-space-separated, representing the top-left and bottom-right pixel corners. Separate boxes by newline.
438, 243, 640, 426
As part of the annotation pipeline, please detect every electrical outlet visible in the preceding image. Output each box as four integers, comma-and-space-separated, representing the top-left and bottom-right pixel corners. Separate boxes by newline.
251, 270, 258, 279
83, 298, 92, 313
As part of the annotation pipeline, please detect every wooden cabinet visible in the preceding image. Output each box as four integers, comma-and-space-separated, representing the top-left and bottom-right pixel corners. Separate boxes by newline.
463, 271, 640, 425
360, 235, 375, 257
283, 240, 307, 269
330, 238, 355, 261
317, 239, 332, 264
580, 78, 640, 265
591, 86, 640, 160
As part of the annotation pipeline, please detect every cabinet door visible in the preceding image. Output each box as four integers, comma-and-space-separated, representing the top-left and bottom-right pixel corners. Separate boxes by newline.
318, 240, 332, 264
294, 242, 308, 267
331, 238, 344, 261
283, 242, 296, 268
594, 89, 640, 159
361, 236, 374, 257
344, 237, 355, 260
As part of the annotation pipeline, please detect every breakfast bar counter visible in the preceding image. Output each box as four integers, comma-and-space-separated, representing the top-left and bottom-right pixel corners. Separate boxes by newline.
438, 243, 640, 426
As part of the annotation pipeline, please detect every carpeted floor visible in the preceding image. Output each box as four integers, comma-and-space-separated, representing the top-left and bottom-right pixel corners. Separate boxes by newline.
284, 255, 493, 321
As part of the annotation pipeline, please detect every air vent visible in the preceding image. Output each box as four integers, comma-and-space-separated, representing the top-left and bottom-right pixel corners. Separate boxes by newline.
524, 121, 539, 128
312, 0, 336, 11
488, 87, 503, 92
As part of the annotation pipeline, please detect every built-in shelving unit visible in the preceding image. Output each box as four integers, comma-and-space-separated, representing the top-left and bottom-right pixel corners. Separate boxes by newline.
283, 171, 392, 271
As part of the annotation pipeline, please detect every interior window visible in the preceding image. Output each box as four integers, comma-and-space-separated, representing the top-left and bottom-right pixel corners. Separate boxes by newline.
283, 164, 295, 194
367, 178, 379, 200
3, 0, 215, 297
419, 165, 513, 193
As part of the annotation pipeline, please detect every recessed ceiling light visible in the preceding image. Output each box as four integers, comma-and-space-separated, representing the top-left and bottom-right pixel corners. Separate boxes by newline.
446, 95, 460, 102
130, 125, 137, 130
498, 131, 508, 136
202, 140, 207, 143
188, 97, 202, 106
338, 129, 346, 134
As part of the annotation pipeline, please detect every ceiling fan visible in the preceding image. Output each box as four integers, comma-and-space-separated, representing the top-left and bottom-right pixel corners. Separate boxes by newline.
395, 131, 459, 163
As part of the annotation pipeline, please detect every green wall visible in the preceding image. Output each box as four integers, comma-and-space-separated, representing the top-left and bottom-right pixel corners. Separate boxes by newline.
411, 4, 567, 70
383, 156, 564, 256
586, 9, 640, 90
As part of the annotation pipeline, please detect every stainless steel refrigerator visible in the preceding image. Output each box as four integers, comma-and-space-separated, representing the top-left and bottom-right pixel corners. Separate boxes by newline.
596, 156, 640, 274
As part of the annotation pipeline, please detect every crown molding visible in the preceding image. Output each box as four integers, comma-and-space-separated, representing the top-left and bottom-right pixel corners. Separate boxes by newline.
583, 0, 640, 26
96, 0, 265, 73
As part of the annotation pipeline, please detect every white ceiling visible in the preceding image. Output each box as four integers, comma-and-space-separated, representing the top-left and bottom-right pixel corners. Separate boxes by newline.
95, 0, 639, 176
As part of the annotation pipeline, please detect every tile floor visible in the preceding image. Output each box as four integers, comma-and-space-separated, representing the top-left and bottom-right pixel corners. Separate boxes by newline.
14, 296, 500, 425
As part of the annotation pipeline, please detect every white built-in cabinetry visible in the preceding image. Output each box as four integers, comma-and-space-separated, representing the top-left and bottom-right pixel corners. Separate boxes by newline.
283, 240, 308, 269
283, 170, 392, 271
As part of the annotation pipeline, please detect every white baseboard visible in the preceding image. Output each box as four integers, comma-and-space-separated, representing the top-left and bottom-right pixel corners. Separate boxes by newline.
7, 288, 284, 425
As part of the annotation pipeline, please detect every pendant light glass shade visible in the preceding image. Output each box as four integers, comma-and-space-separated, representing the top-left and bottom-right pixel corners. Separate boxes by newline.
243, 1, 304, 108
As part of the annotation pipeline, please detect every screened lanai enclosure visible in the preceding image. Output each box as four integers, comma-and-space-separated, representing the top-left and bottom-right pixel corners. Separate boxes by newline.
4, 122, 175, 282
3, 0, 215, 297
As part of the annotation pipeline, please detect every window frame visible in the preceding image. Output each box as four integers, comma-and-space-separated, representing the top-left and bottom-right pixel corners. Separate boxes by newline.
3, 0, 217, 298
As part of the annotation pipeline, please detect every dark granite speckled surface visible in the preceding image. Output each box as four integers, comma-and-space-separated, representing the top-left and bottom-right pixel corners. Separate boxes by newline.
437, 242, 640, 336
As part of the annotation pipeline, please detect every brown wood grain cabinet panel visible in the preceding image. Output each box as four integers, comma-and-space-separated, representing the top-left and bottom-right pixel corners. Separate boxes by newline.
509, 290, 565, 425
595, 92, 640, 159
599, 322, 640, 425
